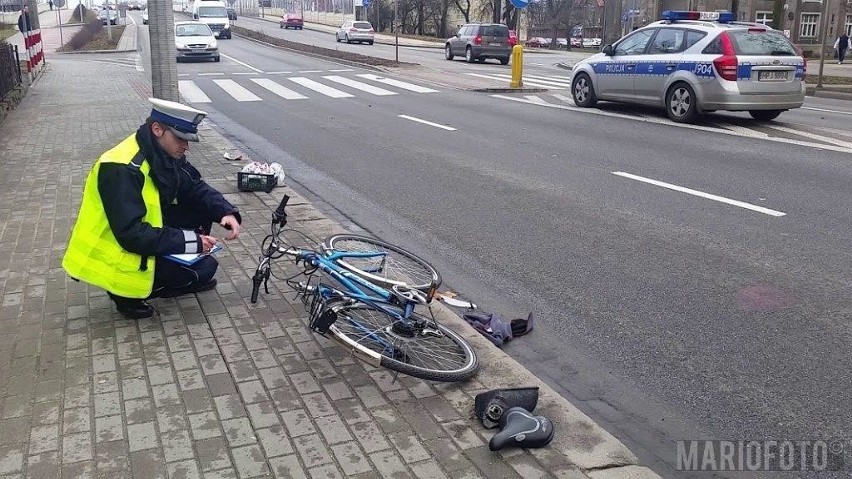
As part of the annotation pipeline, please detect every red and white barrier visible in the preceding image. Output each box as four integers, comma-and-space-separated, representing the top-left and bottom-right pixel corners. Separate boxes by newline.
23, 29, 45, 75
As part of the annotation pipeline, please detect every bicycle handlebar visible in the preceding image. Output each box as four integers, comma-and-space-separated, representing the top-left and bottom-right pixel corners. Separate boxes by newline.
251, 196, 291, 304
273, 195, 290, 228
251, 269, 263, 303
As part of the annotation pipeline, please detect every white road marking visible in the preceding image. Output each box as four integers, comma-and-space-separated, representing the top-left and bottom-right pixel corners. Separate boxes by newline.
251, 78, 308, 100
299, 70, 323, 73
127, 15, 136, 25
266, 71, 292, 74
524, 74, 572, 86
212, 79, 262, 101
220, 53, 264, 73
720, 124, 769, 138
490, 94, 852, 154
178, 73, 190, 77
322, 76, 397, 96
178, 80, 212, 103
288, 77, 354, 98
766, 124, 852, 150
524, 95, 548, 104
356, 74, 439, 93
329, 68, 356, 72
612, 171, 786, 217
551, 93, 574, 104
198, 72, 225, 76
465, 72, 566, 89
802, 106, 852, 116
135, 54, 143, 72
233, 72, 259, 75
398, 115, 457, 131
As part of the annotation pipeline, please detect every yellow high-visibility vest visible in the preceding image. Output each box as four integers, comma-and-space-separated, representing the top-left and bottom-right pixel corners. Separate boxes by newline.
62, 134, 161, 298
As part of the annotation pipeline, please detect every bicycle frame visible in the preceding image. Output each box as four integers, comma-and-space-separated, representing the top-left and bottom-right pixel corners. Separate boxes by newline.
278, 244, 420, 321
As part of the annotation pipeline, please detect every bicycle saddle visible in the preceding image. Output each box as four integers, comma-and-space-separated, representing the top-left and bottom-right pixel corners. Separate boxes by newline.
474, 387, 539, 428
488, 407, 555, 451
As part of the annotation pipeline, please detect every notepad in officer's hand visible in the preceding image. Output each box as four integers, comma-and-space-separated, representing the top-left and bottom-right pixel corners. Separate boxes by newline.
165, 244, 222, 266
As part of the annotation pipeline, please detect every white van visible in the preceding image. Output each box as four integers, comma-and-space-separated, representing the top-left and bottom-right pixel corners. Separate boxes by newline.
192, 0, 231, 39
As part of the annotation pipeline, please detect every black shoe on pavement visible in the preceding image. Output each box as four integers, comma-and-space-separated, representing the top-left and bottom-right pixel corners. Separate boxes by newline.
156, 279, 218, 299
115, 300, 155, 319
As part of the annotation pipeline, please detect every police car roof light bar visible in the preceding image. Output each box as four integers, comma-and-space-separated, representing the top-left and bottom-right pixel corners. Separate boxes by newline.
660, 10, 700, 21
660, 10, 735, 23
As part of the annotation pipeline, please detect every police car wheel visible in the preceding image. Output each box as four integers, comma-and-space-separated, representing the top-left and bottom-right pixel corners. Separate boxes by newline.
571, 73, 597, 108
666, 82, 699, 124
748, 110, 782, 121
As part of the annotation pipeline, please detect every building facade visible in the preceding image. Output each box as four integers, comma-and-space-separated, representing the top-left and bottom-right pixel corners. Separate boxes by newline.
622, 0, 849, 55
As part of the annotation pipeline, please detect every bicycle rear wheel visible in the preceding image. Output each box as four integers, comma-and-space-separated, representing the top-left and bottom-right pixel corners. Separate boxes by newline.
322, 234, 441, 293
329, 304, 478, 382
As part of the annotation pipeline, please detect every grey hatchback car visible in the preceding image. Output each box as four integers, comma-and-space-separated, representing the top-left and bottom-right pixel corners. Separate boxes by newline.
445, 23, 511, 64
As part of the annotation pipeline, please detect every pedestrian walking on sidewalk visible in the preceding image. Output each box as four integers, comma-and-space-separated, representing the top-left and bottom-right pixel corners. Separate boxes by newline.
62, 98, 243, 319
834, 33, 851, 64
49, 0, 53, 10
17, 5, 31, 33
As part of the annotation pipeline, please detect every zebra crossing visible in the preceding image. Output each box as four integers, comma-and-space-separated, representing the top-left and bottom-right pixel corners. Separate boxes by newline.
464, 72, 573, 90
178, 73, 439, 104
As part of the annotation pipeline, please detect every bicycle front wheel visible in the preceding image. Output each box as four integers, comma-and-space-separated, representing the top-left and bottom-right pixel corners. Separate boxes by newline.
322, 234, 441, 292
329, 304, 478, 382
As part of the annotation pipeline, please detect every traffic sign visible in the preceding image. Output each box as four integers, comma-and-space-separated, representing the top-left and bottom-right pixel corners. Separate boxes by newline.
53, 0, 65, 7
227, 0, 236, 4
362, 0, 371, 7
509, 0, 528, 8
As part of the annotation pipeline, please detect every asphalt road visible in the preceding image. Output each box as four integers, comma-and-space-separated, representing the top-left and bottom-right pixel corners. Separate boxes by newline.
131, 18, 852, 477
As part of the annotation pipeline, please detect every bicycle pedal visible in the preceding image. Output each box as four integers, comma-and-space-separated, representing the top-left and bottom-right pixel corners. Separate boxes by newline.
310, 309, 338, 334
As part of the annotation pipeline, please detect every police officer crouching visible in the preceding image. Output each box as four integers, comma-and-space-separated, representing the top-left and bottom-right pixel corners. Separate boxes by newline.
63, 98, 242, 319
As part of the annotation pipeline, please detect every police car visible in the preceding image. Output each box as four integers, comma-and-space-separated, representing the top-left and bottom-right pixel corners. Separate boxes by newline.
570, 11, 806, 123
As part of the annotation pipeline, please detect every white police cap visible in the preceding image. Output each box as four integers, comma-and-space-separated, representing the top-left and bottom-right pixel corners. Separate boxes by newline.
148, 97, 207, 142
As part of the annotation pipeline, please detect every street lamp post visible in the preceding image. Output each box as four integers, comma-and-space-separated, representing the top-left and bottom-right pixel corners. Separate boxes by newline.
816, 0, 831, 88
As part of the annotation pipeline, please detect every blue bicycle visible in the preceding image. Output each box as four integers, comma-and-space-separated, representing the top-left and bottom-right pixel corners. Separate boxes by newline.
251, 196, 478, 382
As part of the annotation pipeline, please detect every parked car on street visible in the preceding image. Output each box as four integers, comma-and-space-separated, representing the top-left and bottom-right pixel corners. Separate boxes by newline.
174, 20, 219, 62
335, 20, 374, 44
280, 13, 303, 29
570, 10, 806, 123
141, 8, 148, 24
582, 37, 602, 48
98, 6, 118, 25
525, 37, 550, 48
445, 23, 511, 64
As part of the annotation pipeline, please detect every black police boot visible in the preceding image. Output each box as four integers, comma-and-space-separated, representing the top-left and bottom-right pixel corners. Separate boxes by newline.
488, 407, 555, 451
474, 387, 540, 429
109, 294, 154, 319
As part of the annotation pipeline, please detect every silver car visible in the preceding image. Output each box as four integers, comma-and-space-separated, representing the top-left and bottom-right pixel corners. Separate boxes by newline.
570, 11, 805, 123
336, 20, 374, 45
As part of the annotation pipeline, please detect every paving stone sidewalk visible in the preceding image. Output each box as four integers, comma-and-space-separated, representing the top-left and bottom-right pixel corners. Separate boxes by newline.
0, 56, 662, 479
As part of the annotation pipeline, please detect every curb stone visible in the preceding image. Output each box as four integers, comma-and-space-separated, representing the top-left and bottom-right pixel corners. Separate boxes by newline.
194, 88, 664, 479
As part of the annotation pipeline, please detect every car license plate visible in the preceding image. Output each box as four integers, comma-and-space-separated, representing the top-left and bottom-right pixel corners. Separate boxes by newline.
491, 42, 502, 46
192, 49, 205, 53
759, 71, 787, 81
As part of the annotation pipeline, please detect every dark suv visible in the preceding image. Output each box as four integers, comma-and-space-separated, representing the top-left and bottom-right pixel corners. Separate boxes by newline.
445, 23, 511, 64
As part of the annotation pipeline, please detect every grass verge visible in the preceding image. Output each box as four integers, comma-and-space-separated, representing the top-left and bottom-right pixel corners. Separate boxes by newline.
232, 24, 411, 67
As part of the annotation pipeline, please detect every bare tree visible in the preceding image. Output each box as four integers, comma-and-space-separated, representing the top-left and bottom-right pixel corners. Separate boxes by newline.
454, 0, 471, 22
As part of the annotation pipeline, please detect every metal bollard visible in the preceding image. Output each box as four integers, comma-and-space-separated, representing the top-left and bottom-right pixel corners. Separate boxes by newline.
510, 44, 524, 88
